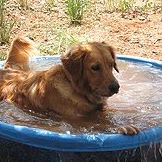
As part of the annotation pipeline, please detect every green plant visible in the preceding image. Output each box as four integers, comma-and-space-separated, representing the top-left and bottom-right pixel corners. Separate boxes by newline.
17, 0, 28, 9
142, 0, 153, 11
104, 0, 117, 12
119, 0, 133, 14
160, 0, 162, 8
0, 51, 6, 60
56, 28, 78, 53
39, 27, 79, 55
0, 20, 15, 44
0, 0, 5, 27
39, 43, 57, 55
46, 0, 55, 8
66, 0, 88, 25
104, 0, 135, 14
0, 0, 16, 44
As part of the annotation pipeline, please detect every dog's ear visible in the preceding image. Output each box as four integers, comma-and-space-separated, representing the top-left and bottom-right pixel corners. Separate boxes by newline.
102, 42, 119, 73
61, 45, 88, 83
108, 46, 119, 73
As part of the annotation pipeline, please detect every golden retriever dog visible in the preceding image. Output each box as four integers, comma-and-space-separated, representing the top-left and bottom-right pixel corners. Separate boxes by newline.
0, 36, 139, 135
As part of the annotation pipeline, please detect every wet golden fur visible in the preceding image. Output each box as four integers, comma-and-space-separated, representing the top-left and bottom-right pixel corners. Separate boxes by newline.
0, 37, 140, 135
0, 37, 120, 115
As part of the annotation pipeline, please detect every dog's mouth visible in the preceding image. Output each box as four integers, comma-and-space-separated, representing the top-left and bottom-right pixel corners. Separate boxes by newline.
91, 85, 120, 98
101, 92, 116, 97
94, 90, 118, 98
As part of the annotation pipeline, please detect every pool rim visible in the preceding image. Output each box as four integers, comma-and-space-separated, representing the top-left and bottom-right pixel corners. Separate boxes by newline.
0, 54, 162, 152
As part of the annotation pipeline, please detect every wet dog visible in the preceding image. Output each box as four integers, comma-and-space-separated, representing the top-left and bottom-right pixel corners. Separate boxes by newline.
0, 36, 139, 135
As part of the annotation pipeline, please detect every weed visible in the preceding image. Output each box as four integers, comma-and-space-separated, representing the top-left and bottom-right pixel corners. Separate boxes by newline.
0, 51, 6, 60
104, 0, 162, 14
55, 28, 78, 53
39, 43, 57, 55
66, 0, 88, 25
46, 0, 55, 8
142, 0, 153, 11
104, 0, 135, 14
0, 0, 5, 26
104, 0, 117, 12
39, 26, 79, 55
119, 0, 133, 14
0, 0, 16, 44
0, 20, 15, 45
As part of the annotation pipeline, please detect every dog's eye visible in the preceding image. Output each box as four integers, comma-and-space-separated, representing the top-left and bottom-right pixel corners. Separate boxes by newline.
91, 64, 100, 71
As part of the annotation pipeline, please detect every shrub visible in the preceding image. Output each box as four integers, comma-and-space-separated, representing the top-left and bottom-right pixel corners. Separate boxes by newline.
39, 27, 79, 54
0, 0, 16, 44
66, 0, 88, 25
119, 0, 133, 14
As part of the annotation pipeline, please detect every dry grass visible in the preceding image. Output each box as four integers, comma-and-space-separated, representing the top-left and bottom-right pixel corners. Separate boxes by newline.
104, 0, 162, 12
17, 0, 28, 9
0, 0, 16, 45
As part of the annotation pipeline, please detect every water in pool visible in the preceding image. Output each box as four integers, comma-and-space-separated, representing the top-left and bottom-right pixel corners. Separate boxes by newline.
0, 57, 162, 134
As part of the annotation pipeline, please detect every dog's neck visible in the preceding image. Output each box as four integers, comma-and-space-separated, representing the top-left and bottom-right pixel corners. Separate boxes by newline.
62, 65, 81, 92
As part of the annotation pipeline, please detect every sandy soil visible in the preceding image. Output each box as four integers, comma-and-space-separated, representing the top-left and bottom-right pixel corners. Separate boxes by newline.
0, 0, 162, 60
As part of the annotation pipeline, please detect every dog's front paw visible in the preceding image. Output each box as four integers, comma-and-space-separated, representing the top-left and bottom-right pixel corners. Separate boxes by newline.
118, 125, 140, 135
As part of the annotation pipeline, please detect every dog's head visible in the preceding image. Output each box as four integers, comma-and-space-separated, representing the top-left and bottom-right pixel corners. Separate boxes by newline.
61, 42, 120, 100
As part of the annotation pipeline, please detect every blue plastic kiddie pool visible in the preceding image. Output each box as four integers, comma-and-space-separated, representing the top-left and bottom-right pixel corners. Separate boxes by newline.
0, 55, 162, 162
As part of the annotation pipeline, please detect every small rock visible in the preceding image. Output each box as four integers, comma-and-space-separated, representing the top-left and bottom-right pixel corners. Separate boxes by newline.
152, 50, 158, 54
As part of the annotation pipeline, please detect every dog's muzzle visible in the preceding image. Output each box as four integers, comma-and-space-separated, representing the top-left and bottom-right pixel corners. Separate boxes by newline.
108, 81, 120, 94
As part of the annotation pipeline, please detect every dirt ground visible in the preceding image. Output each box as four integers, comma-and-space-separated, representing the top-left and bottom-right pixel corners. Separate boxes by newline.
1, 0, 162, 60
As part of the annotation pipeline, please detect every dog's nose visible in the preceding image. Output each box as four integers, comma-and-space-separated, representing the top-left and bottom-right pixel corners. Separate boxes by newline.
108, 81, 120, 94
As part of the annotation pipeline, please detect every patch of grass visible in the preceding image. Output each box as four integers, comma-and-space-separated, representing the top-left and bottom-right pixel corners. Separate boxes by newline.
104, 0, 134, 13
0, 20, 15, 45
55, 28, 79, 53
142, 0, 154, 12
39, 26, 79, 55
39, 43, 57, 55
104, 0, 116, 12
17, 0, 28, 9
46, 0, 56, 9
104, 0, 162, 15
119, 0, 133, 14
133, 0, 162, 13
0, 0, 16, 45
66, 0, 89, 25
0, 51, 7, 60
